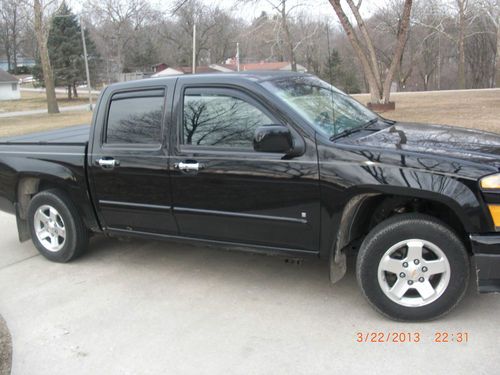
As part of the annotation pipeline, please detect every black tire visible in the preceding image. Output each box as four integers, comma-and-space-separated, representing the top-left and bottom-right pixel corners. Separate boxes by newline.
27, 189, 88, 263
356, 213, 470, 321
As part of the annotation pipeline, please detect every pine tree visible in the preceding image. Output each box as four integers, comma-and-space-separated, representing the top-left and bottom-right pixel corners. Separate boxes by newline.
34, 1, 98, 99
324, 48, 360, 94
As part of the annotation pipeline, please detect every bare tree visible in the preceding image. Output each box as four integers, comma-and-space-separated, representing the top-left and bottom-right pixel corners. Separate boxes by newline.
170, 1, 227, 67
464, 2, 496, 87
481, 0, 500, 86
0, 0, 27, 70
86, 0, 154, 72
240, 0, 311, 71
418, 0, 489, 90
328, 0, 413, 105
278, 0, 297, 71
375, 0, 448, 91
33, 0, 59, 114
457, 0, 469, 89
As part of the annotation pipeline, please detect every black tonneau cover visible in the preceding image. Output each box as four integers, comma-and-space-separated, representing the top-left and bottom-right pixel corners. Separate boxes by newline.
0, 124, 90, 145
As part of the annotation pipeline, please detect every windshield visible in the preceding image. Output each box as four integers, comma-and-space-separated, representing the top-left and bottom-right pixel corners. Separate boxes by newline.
263, 76, 378, 137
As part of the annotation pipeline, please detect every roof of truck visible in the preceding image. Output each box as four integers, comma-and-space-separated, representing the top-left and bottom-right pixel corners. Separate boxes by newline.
151, 70, 309, 83
105, 70, 310, 93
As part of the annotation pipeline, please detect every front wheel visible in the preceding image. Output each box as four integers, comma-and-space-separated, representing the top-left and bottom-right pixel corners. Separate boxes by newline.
356, 213, 470, 321
27, 189, 88, 263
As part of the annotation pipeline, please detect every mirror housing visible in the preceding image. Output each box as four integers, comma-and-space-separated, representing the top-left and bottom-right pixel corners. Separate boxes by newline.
253, 125, 300, 156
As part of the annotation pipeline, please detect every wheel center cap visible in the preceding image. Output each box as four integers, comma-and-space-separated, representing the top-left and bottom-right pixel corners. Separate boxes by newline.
408, 264, 420, 280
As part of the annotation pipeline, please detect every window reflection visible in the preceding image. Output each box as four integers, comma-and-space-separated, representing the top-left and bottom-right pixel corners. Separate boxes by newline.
264, 76, 377, 137
106, 94, 164, 144
183, 91, 273, 148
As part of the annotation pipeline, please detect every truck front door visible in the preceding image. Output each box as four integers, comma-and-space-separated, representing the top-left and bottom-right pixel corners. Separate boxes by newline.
169, 82, 321, 253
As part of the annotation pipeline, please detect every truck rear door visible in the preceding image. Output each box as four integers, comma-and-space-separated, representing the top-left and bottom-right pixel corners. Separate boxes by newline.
88, 84, 177, 235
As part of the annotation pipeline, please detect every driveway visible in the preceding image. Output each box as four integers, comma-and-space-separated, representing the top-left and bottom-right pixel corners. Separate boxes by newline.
0, 314, 12, 375
0, 211, 499, 374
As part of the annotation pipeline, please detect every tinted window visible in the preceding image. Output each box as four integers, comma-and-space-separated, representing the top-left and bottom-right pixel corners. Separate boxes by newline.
106, 90, 164, 144
183, 90, 273, 148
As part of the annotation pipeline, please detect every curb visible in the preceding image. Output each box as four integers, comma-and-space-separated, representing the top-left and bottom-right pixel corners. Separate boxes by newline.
0, 315, 12, 375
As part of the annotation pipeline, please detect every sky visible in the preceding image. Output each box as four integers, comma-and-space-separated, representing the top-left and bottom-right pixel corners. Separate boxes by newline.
70, 0, 384, 23
173, 0, 383, 20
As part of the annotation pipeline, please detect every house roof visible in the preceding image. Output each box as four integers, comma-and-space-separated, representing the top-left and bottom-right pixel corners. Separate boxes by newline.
241, 62, 290, 71
216, 61, 307, 73
152, 65, 221, 77
0, 68, 18, 83
177, 66, 220, 74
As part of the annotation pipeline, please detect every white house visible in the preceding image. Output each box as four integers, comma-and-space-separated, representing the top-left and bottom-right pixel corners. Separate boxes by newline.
0, 69, 20, 100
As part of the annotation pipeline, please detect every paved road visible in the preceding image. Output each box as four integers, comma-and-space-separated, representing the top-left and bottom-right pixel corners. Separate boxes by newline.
21, 87, 101, 96
0, 211, 498, 374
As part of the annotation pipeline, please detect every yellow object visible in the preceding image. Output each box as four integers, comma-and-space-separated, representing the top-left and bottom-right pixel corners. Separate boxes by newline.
488, 205, 500, 228
481, 174, 500, 189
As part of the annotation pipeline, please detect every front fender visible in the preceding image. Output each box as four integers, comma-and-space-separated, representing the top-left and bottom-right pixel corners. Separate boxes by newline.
319, 155, 490, 259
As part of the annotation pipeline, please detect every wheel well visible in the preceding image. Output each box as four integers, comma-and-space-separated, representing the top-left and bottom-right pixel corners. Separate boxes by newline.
17, 177, 67, 220
347, 194, 471, 254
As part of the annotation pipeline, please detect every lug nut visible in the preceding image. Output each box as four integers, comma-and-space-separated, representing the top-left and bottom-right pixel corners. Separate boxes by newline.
408, 280, 414, 285
403, 262, 408, 268
414, 259, 420, 265
419, 277, 425, 282
422, 266, 428, 272
399, 272, 406, 278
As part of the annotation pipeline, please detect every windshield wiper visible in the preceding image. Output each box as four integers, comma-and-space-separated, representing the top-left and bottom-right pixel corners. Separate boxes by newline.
330, 127, 364, 141
329, 118, 379, 141
362, 118, 379, 128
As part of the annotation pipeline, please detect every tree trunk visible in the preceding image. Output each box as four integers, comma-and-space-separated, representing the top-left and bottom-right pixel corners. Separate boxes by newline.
12, 6, 17, 70
67, 85, 72, 100
496, 20, 500, 88
328, 0, 382, 104
329, 0, 412, 105
345, 0, 382, 91
73, 83, 78, 98
457, 0, 467, 90
281, 2, 297, 72
34, 0, 59, 114
381, 0, 413, 103
5, 48, 11, 72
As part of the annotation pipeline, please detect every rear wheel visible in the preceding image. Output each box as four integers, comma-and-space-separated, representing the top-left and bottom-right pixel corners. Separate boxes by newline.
28, 189, 88, 262
356, 213, 469, 321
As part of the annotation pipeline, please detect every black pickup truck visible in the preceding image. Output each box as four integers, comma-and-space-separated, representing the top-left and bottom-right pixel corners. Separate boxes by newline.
1, 72, 499, 321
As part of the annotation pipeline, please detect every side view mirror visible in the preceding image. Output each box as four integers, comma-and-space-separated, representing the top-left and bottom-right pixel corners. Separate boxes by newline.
254, 125, 301, 156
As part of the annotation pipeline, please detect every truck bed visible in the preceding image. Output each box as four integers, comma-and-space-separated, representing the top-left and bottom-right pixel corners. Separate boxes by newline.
0, 124, 90, 145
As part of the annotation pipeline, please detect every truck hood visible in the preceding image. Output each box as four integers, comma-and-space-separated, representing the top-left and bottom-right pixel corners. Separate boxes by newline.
351, 122, 500, 170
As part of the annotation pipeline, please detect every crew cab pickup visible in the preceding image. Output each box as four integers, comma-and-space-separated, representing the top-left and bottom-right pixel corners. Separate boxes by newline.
1, 72, 499, 321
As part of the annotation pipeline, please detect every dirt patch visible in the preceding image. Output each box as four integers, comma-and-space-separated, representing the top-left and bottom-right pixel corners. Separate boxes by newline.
0, 91, 89, 113
0, 315, 12, 375
353, 89, 500, 134
0, 111, 92, 138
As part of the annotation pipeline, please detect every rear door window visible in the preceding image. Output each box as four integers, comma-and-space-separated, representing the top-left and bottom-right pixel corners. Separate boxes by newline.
106, 89, 165, 145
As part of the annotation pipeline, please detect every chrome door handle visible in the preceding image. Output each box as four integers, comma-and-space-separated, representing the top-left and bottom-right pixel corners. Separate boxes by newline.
175, 162, 200, 171
97, 158, 119, 169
